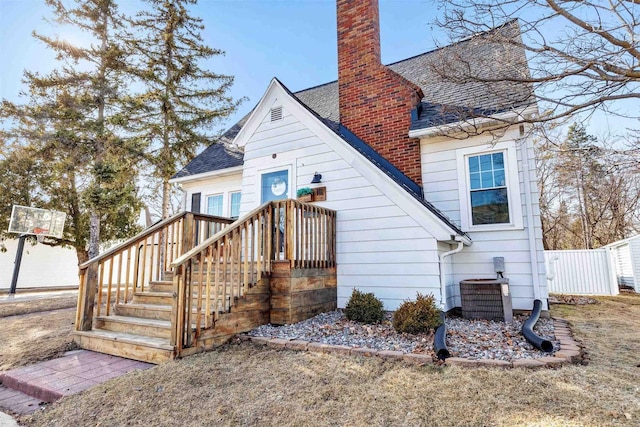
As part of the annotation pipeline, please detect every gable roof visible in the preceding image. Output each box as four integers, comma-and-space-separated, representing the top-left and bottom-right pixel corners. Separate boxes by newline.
268, 78, 466, 237
173, 21, 532, 180
238, 78, 472, 243
172, 126, 245, 179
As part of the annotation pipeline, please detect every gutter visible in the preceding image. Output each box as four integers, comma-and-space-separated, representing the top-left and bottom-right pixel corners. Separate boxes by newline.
408, 106, 537, 139
169, 165, 244, 185
438, 240, 465, 310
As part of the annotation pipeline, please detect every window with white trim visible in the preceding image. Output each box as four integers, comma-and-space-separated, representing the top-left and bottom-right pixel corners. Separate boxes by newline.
468, 152, 508, 225
206, 194, 223, 217
229, 192, 241, 218
456, 142, 523, 231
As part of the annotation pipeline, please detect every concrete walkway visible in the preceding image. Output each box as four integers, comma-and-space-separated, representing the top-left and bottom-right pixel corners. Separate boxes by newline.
0, 410, 20, 427
0, 350, 153, 417
0, 289, 77, 303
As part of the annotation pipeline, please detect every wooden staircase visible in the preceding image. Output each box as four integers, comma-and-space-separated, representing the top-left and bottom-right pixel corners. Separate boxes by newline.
75, 275, 176, 363
75, 269, 262, 364
75, 201, 337, 364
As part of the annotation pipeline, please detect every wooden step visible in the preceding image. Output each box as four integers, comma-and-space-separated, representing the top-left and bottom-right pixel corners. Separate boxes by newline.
74, 330, 175, 364
115, 303, 173, 321
114, 300, 232, 321
95, 315, 172, 339
132, 290, 239, 306
149, 281, 173, 293
147, 280, 252, 294
132, 291, 173, 305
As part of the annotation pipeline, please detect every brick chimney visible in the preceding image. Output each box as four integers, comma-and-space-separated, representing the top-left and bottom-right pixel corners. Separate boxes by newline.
337, 0, 424, 185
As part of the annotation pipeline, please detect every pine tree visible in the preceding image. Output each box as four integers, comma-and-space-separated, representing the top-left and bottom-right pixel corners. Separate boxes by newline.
0, 0, 143, 261
125, 0, 242, 220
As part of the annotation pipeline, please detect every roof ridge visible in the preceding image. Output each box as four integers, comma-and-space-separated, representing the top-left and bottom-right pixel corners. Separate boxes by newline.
293, 19, 520, 95
293, 79, 337, 94
385, 19, 520, 68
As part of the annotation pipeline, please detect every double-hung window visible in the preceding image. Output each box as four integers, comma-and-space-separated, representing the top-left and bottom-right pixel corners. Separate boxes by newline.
229, 192, 241, 219
456, 142, 523, 231
468, 152, 508, 225
206, 194, 223, 217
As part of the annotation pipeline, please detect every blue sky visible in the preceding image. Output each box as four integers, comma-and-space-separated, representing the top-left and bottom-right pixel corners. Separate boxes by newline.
0, 0, 635, 139
0, 0, 444, 132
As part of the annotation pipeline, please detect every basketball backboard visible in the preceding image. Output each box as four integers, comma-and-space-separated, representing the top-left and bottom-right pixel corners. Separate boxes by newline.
8, 205, 66, 239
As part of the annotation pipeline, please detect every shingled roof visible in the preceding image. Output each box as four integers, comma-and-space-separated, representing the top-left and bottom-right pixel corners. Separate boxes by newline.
173, 21, 533, 180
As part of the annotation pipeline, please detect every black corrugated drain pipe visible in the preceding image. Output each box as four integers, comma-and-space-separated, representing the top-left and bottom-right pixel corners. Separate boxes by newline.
522, 299, 553, 353
433, 312, 450, 360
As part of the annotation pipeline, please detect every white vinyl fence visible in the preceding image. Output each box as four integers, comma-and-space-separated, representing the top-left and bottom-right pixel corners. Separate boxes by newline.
1, 239, 78, 290
545, 249, 619, 296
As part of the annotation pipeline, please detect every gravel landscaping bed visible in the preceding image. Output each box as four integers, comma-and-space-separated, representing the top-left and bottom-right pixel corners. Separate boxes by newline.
248, 310, 558, 361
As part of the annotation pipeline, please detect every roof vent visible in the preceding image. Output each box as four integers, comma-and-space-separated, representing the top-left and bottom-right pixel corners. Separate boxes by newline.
270, 106, 283, 122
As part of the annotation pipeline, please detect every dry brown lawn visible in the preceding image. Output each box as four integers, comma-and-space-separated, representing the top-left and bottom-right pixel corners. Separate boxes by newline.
14, 294, 640, 427
0, 296, 77, 318
0, 298, 78, 371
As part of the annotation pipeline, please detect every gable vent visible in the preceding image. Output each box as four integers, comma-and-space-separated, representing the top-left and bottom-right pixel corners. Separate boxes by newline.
270, 106, 283, 122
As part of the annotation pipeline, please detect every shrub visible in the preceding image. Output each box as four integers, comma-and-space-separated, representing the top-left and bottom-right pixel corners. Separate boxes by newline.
344, 289, 385, 324
393, 293, 442, 334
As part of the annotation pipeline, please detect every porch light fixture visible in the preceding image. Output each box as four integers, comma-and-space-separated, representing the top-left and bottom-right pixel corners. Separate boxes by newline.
311, 172, 322, 184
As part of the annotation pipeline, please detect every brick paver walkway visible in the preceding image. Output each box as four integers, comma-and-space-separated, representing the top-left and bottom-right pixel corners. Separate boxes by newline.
0, 385, 42, 415
0, 350, 153, 414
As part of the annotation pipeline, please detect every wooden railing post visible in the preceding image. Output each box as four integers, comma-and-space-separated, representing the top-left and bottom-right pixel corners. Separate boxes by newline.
78, 263, 98, 331
170, 264, 181, 348
182, 213, 195, 252
286, 200, 294, 265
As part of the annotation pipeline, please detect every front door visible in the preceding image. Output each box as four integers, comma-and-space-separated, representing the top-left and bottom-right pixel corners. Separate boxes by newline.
261, 169, 289, 203
260, 169, 289, 256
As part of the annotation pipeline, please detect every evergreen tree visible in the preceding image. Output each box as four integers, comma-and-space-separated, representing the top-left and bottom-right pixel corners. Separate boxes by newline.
125, 0, 242, 219
0, 0, 143, 261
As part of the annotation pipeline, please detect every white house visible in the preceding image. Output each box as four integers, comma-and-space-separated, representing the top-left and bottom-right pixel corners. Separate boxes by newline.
170, 0, 547, 312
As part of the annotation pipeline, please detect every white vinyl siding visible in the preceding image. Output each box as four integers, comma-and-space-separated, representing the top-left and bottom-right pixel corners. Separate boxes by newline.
422, 128, 547, 310
608, 235, 640, 293
176, 81, 546, 312
179, 172, 243, 218
238, 100, 441, 310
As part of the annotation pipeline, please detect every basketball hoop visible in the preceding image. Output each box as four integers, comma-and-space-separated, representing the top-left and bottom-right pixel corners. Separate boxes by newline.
33, 228, 48, 244
8, 205, 65, 239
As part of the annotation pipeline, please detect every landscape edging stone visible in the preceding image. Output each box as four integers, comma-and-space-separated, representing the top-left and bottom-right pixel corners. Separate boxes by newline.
242, 318, 583, 369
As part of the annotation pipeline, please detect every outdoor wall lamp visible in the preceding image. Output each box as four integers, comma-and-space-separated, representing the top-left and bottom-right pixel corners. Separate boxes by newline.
311, 172, 322, 184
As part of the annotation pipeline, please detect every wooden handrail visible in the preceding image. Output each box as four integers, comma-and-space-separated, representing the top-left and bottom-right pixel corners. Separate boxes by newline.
79, 212, 233, 270
76, 211, 234, 332
172, 201, 273, 268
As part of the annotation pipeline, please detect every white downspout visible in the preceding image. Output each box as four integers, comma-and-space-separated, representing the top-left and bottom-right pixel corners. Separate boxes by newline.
439, 240, 464, 310
520, 135, 542, 301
